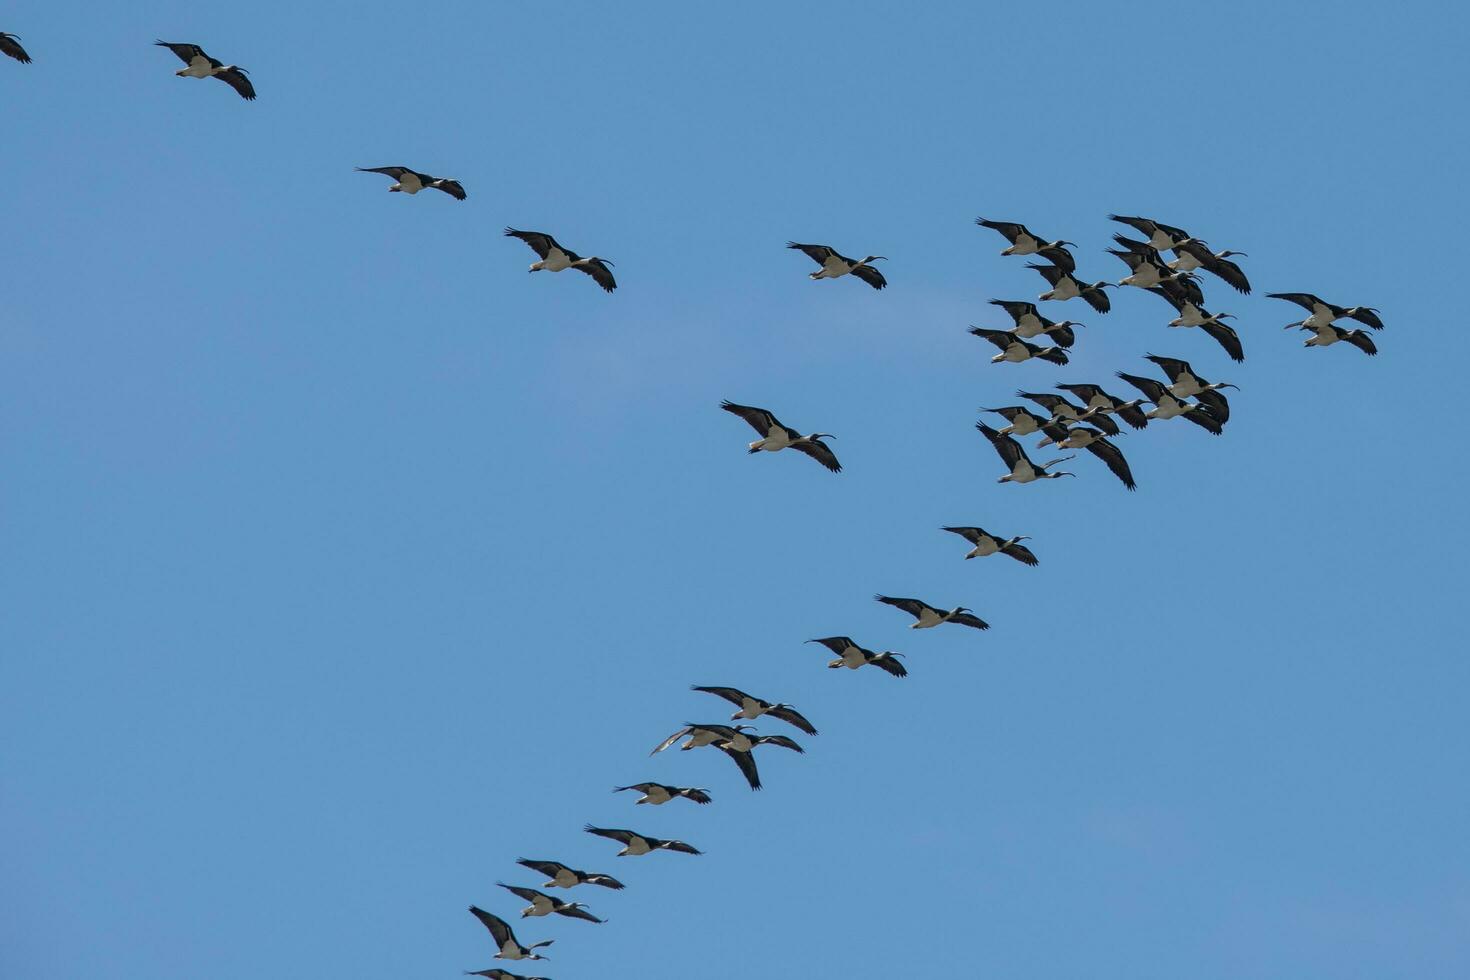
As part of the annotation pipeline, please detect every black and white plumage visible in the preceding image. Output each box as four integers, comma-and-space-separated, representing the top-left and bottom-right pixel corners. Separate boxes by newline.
1054, 383, 1149, 431
980, 405, 1069, 442
584, 825, 701, 856
1028, 263, 1114, 313
1114, 372, 1224, 434
1108, 215, 1191, 251
941, 526, 1038, 565
464, 969, 550, 980
874, 595, 989, 630
1170, 239, 1251, 294
357, 165, 467, 201
807, 636, 907, 677
468, 907, 553, 962
514, 859, 625, 891
720, 401, 840, 472
504, 228, 615, 291
497, 884, 606, 923
786, 242, 888, 289
1291, 322, 1379, 355
649, 723, 802, 791
1268, 292, 1384, 331
691, 685, 818, 735
1143, 355, 1237, 423
1109, 236, 1203, 301
975, 219, 1076, 270
1050, 427, 1136, 490
989, 300, 1083, 348
1017, 391, 1122, 436
613, 782, 712, 805
1146, 288, 1245, 363
970, 327, 1069, 365
154, 41, 255, 100
0, 33, 31, 64
976, 422, 1075, 484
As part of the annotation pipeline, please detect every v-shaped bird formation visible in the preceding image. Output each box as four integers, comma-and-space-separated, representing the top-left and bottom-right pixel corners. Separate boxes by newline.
2, 24, 1392, 980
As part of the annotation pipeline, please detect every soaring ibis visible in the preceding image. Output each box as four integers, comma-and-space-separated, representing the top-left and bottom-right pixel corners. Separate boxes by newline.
1108, 215, 1190, 251
874, 595, 989, 630
497, 884, 605, 923
720, 401, 840, 472
691, 685, 818, 735
1143, 354, 1237, 423
1051, 427, 1137, 490
504, 228, 616, 291
990, 300, 1083, 347
976, 219, 1076, 270
357, 165, 467, 200
584, 825, 702, 856
1268, 292, 1384, 331
807, 636, 907, 677
514, 859, 625, 891
154, 40, 255, 100
612, 782, 713, 805
1029, 263, 1113, 313
1017, 391, 1121, 436
786, 242, 887, 289
1292, 322, 1378, 355
1115, 372, 1224, 434
981, 405, 1068, 441
468, 906, 553, 962
976, 422, 1075, 484
1170, 239, 1251, 293
0, 32, 31, 63
941, 526, 1038, 565
1146, 288, 1245, 363
970, 328, 1068, 365
1054, 383, 1149, 430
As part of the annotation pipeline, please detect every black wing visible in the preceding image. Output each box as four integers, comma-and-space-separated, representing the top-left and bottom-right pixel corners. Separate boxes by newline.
1344, 330, 1379, 355
949, 612, 990, 630
1194, 389, 1231, 424
1115, 402, 1150, 430
850, 264, 887, 290
767, 704, 818, 736
969, 327, 1014, 351
576, 257, 617, 293
469, 906, 512, 947
677, 787, 714, 804
656, 838, 703, 855
155, 40, 205, 65
990, 299, 1037, 323
874, 595, 930, 620
1, 33, 32, 63
555, 904, 605, 924
871, 653, 908, 678
1001, 541, 1039, 566
504, 228, 561, 260
1035, 346, 1070, 365
1036, 244, 1076, 274
1348, 308, 1385, 330
1080, 282, 1112, 313
975, 422, 1024, 470
584, 825, 634, 845
1115, 371, 1168, 403
1143, 354, 1192, 383
516, 859, 564, 879
213, 66, 255, 101
1183, 406, 1224, 435
975, 218, 1029, 243
1027, 262, 1066, 287
359, 165, 412, 180
942, 525, 988, 545
720, 745, 762, 790
791, 438, 841, 473
429, 178, 468, 201
1200, 320, 1245, 363
582, 873, 625, 890
1204, 254, 1250, 294
757, 735, 805, 753
786, 242, 835, 265
690, 685, 749, 708
1266, 292, 1325, 313
1084, 439, 1136, 491
1042, 324, 1076, 348
808, 636, 857, 656
499, 883, 546, 903
720, 400, 779, 436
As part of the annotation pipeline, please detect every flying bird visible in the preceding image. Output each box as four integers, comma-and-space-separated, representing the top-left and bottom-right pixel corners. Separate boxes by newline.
496, 884, 605, 923
1170, 239, 1251, 294
612, 782, 712, 805
976, 422, 1075, 484
1054, 383, 1149, 430
504, 228, 616, 291
970, 327, 1069, 365
807, 636, 907, 677
1268, 292, 1384, 331
1146, 289, 1245, 362
1114, 372, 1224, 434
1051, 427, 1136, 490
468, 906, 553, 962
1017, 391, 1121, 436
0, 32, 31, 63
1143, 354, 1237, 423
720, 401, 840, 472
975, 219, 1076, 269
940, 526, 1038, 565
154, 41, 255, 100
514, 859, 624, 891
464, 970, 549, 980
584, 825, 702, 856
786, 242, 887, 289
357, 165, 466, 200
874, 595, 989, 630
989, 300, 1083, 347
649, 723, 803, 791
1028, 263, 1114, 313
1291, 321, 1378, 355
691, 685, 818, 735
980, 405, 1069, 442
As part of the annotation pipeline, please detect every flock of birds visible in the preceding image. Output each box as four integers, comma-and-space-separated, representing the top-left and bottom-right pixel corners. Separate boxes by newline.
3, 30, 1390, 978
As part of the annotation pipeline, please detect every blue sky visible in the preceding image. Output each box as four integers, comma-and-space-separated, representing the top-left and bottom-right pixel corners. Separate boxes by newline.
4, 2, 1469, 977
